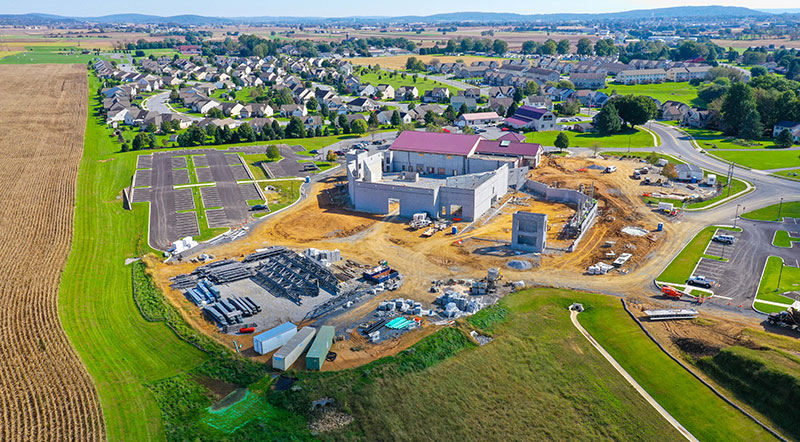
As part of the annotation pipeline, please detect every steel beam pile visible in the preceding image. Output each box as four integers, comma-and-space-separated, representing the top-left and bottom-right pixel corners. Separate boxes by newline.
242, 246, 288, 263
194, 259, 253, 284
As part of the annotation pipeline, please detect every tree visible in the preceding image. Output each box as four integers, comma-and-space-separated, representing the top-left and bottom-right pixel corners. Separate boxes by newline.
776, 129, 794, 147
145, 122, 157, 133
351, 119, 368, 135
556, 39, 570, 55
556, 79, 575, 90
405, 56, 425, 71
661, 163, 677, 179
169, 89, 179, 102
207, 107, 223, 118
132, 133, 145, 151
721, 82, 756, 136
607, 95, 657, 128
458, 103, 468, 116
368, 111, 379, 128
750, 66, 768, 78
237, 123, 256, 142
121, 142, 129, 152
523, 81, 539, 96
492, 39, 508, 55
513, 88, 523, 103
554, 132, 569, 151
320, 103, 329, 117
307, 97, 319, 113
506, 103, 517, 118
594, 39, 618, 56
285, 117, 305, 138
390, 110, 402, 126
595, 103, 622, 134
496, 105, 506, 119
541, 39, 557, 55
522, 41, 537, 54
739, 108, 763, 140
266, 145, 281, 160
443, 105, 456, 122
159, 121, 172, 134
271, 120, 284, 139
337, 114, 348, 131
576, 38, 593, 55
461, 126, 475, 134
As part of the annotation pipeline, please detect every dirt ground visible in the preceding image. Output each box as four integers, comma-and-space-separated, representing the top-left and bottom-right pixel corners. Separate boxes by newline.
152, 155, 697, 366
0, 64, 104, 442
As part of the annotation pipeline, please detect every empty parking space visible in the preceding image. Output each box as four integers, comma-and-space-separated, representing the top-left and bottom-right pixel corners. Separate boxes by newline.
785, 217, 799, 225
196, 167, 214, 183
230, 164, 250, 180
174, 211, 200, 238
238, 183, 261, 201
200, 186, 223, 208
173, 188, 195, 211
692, 258, 727, 281
224, 153, 241, 165
133, 169, 151, 187
703, 229, 741, 258
171, 156, 187, 169
193, 154, 209, 167
172, 168, 190, 186
137, 155, 153, 169
131, 187, 150, 203
206, 209, 230, 228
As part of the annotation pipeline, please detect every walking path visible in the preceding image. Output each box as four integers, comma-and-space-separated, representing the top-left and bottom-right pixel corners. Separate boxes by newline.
569, 309, 698, 442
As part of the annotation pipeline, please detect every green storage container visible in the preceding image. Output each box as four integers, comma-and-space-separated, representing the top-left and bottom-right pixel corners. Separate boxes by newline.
306, 325, 335, 370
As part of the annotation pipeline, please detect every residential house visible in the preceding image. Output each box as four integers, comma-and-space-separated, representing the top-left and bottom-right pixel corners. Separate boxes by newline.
359, 84, 377, 97
524, 95, 553, 111
488, 97, 514, 114
451, 92, 478, 112
219, 102, 245, 118
422, 87, 450, 103
616, 69, 667, 85
504, 105, 556, 131
347, 97, 380, 113
660, 101, 690, 121
194, 100, 221, 115
682, 108, 713, 129
377, 110, 412, 125
407, 104, 444, 122
773, 121, 800, 143
280, 104, 308, 117
375, 84, 395, 100
247, 117, 275, 133
302, 115, 324, 131
489, 86, 515, 99
569, 72, 606, 89
240, 103, 273, 119
396, 86, 419, 100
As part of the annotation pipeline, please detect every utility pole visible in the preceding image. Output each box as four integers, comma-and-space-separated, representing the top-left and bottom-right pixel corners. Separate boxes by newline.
778, 197, 784, 221
777, 262, 784, 292
734, 204, 740, 229
726, 162, 735, 198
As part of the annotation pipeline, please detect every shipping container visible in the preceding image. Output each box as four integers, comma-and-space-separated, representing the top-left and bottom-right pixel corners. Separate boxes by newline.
253, 322, 297, 355
306, 326, 335, 371
272, 327, 316, 371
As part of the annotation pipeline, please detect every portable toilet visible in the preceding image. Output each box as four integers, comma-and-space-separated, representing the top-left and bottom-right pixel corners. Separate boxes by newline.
305, 176, 311, 183
253, 322, 297, 355
272, 327, 316, 371
306, 326, 335, 371
451, 226, 458, 235
657, 222, 663, 232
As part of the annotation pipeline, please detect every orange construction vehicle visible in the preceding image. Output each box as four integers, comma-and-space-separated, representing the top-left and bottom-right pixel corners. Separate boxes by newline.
661, 285, 683, 299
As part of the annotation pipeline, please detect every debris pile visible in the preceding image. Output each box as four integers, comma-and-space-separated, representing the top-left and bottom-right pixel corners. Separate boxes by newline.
507, 259, 532, 270
378, 298, 432, 316
435, 290, 484, 318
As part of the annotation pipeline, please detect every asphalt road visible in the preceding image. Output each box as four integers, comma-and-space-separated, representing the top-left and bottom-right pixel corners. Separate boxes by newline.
144, 92, 202, 121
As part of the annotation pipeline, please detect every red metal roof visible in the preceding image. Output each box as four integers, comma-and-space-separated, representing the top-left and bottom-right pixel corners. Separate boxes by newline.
389, 131, 480, 156
476, 139, 542, 157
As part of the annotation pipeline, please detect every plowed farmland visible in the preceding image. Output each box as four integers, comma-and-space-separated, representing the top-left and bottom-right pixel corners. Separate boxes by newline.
0, 65, 104, 441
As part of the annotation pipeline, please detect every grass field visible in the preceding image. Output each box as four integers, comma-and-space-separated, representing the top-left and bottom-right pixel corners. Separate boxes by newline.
578, 294, 778, 441
0, 47, 100, 64
684, 174, 749, 210
742, 201, 800, 221
599, 82, 704, 106
357, 70, 460, 96
773, 230, 800, 248
240, 153, 278, 180
211, 87, 259, 103
60, 72, 208, 442
259, 179, 303, 213
711, 149, 800, 170
774, 169, 800, 181
753, 256, 800, 313
657, 225, 741, 285
525, 127, 655, 148
271, 288, 685, 441
345, 54, 508, 70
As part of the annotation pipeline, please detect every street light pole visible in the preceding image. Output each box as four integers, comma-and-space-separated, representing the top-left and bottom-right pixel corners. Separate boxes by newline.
777, 262, 784, 292
734, 204, 740, 229
778, 197, 784, 221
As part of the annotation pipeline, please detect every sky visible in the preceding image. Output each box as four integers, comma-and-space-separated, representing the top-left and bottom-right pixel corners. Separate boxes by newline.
2, 0, 799, 17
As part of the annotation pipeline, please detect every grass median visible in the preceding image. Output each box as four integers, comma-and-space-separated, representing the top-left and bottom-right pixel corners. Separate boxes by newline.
742, 201, 800, 221
773, 230, 800, 248
754, 257, 800, 312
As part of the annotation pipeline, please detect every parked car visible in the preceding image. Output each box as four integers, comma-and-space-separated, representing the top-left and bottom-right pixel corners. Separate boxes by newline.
712, 234, 735, 245
687, 275, 714, 289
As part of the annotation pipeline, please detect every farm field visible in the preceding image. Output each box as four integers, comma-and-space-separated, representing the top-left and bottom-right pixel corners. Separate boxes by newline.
60, 72, 209, 442
711, 149, 800, 170
0, 46, 101, 64
742, 201, 800, 221
599, 82, 704, 106
356, 70, 461, 95
525, 127, 655, 148
345, 54, 509, 70
0, 65, 104, 441
753, 256, 800, 313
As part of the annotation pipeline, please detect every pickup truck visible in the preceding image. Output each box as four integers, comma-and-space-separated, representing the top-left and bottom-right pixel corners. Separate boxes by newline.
687, 275, 714, 288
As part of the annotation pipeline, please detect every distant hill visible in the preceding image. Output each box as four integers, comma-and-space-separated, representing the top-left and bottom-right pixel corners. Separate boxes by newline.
0, 6, 770, 27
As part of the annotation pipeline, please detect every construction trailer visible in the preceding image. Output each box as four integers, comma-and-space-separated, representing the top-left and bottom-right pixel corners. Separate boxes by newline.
306, 325, 336, 371
253, 322, 297, 355
272, 327, 316, 371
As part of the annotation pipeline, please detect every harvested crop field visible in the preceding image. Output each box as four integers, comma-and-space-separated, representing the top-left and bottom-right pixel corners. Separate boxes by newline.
0, 64, 104, 441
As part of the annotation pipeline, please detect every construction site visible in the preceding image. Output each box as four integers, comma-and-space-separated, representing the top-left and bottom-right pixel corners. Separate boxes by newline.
149, 152, 675, 368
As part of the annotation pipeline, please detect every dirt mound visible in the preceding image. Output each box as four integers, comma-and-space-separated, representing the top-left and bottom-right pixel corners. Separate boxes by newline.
673, 337, 721, 359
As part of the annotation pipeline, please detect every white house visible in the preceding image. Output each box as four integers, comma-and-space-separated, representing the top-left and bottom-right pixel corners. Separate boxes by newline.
456, 112, 503, 127
773, 121, 800, 143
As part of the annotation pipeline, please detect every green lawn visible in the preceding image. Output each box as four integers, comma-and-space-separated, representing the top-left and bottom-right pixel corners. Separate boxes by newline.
578, 293, 779, 441
684, 174, 749, 210
600, 151, 687, 164
773, 230, 800, 248
240, 153, 279, 180
657, 225, 741, 285
0, 48, 100, 64
773, 169, 800, 181
742, 201, 800, 221
211, 87, 259, 103
696, 137, 783, 150
711, 150, 800, 170
754, 256, 800, 308
59, 72, 208, 442
599, 82, 704, 107
526, 127, 655, 148
298, 159, 336, 172
358, 70, 460, 96
259, 179, 302, 212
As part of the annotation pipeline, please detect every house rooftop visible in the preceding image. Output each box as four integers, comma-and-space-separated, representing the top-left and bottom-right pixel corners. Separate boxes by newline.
389, 131, 481, 157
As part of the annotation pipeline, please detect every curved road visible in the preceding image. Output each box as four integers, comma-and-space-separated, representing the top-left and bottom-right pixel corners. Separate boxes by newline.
143, 91, 203, 121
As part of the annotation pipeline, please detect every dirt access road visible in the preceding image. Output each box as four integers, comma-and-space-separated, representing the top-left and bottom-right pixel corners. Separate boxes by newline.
0, 65, 104, 442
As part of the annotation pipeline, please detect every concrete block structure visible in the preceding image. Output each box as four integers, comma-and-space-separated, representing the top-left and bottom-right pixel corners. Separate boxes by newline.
346, 131, 540, 221
511, 212, 548, 252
